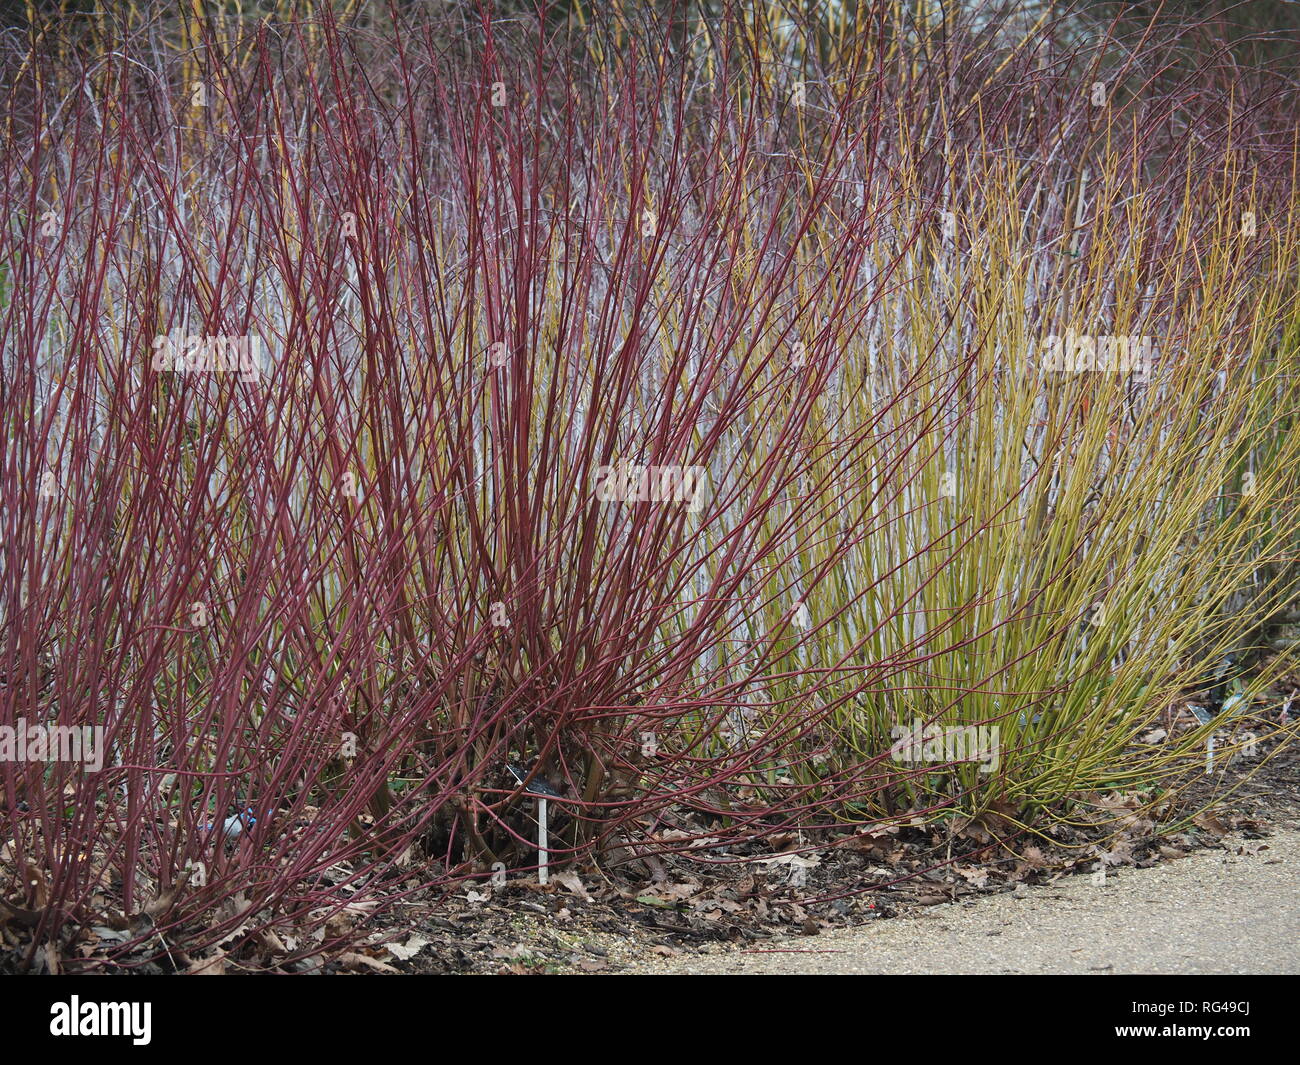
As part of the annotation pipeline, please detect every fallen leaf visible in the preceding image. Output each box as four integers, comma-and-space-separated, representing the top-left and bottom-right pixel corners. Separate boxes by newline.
386, 935, 433, 962
188, 949, 228, 975
1093, 838, 1135, 867
1192, 811, 1227, 836
553, 870, 592, 901
635, 894, 676, 908
754, 852, 820, 870
339, 951, 400, 974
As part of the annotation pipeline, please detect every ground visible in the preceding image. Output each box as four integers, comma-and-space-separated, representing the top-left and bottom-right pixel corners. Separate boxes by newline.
621, 827, 1300, 974
7, 705, 1295, 974
369, 708, 1300, 976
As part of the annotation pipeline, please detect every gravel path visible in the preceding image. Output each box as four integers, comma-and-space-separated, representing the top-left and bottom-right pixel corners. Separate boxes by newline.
622, 828, 1300, 975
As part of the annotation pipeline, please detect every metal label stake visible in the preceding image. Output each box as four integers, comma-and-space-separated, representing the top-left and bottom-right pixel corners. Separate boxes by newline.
537, 797, 549, 885
507, 762, 563, 885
